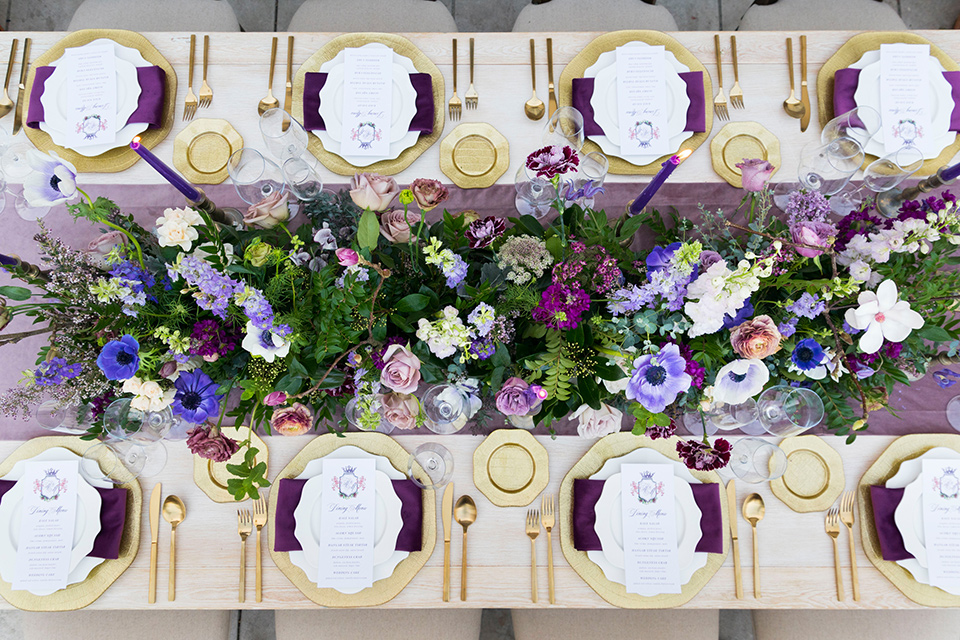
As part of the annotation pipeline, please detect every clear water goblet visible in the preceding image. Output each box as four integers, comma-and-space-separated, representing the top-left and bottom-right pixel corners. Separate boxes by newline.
421, 384, 467, 434
798, 140, 864, 196
282, 157, 324, 201
35, 401, 93, 434
406, 442, 454, 490
101, 398, 174, 442
260, 108, 309, 161
515, 165, 557, 219
757, 385, 825, 437
729, 437, 788, 484
228, 148, 286, 206
542, 106, 585, 151
821, 106, 882, 148
2, 143, 33, 179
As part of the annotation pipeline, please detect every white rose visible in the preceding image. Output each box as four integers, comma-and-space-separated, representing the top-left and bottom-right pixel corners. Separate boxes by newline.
139, 380, 163, 400
122, 376, 144, 395
157, 219, 198, 251
572, 403, 623, 439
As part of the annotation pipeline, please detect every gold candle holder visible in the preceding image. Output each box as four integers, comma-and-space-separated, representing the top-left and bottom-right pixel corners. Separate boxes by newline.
187, 188, 244, 228
875, 167, 957, 218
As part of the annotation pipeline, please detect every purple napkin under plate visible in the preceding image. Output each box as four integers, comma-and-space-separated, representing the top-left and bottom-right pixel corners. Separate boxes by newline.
302, 72, 434, 135
274, 476, 422, 553
870, 485, 913, 562
573, 478, 723, 554
833, 67, 960, 132
0, 479, 127, 560
26, 65, 167, 131
572, 72, 706, 139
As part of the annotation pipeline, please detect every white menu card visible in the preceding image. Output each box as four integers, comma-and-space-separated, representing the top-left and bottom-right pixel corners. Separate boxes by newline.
621, 463, 681, 595
13, 460, 80, 593
880, 43, 932, 155
340, 47, 393, 157
316, 457, 376, 591
922, 459, 960, 592
615, 45, 670, 158
62, 42, 118, 148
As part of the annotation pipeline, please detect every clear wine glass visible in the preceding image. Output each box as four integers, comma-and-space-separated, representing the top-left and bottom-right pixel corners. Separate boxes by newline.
729, 437, 788, 483
542, 106, 585, 151
260, 108, 309, 161
862, 144, 924, 193
406, 442, 454, 490
821, 106, 882, 148
421, 384, 467, 434
228, 148, 286, 206
564, 151, 608, 208
35, 401, 92, 434
682, 411, 718, 437
81, 442, 140, 485
14, 193, 47, 221
101, 398, 173, 442
2, 143, 33, 179
798, 140, 864, 196
282, 157, 324, 202
757, 385, 825, 436
946, 395, 960, 431
515, 165, 557, 219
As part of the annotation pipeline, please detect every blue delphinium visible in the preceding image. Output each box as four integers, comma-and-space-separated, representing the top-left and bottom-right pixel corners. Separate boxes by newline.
786, 293, 825, 320
33, 357, 82, 386
97, 335, 141, 380
171, 369, 222, 424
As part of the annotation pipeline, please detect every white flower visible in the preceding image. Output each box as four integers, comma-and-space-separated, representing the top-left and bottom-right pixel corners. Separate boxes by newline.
313, 223, 338, 251
844, 279, 924, 354
156, 208, 203, 251
788, 346, 848, 382
711, 359, 769, 405
122, 376, 175, 412
415, 306, 473, 359
241, 320, 291, 362
599, 348, 635, 394
848, 260, 871, 283
23, 150, 78, 207
572, 403, 623, 439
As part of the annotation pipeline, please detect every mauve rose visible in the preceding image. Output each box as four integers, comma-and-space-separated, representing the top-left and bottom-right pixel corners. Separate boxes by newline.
85, 231, 128, 268
730, 314, 782, 359
410, 178, 449, 212
736, 158, 776, 193
699, 250, 723, 270
335, 248, 359, 266
495, 377, 544, 416
264, 391, 287, 406
186, 426, 240, 462
379, 344, 422, 394
379, 392, 420, 430
244, 190, 289, 229
380, 209, 421, 243
572, 403, 623, 439
791, 221, 836, 258
350, 173, 399, 211
158, 361, 178, 379
270, 402, 314, 436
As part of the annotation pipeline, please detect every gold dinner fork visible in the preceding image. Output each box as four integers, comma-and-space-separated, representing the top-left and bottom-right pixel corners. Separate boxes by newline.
729, 35, 744, 110
183, 34, 198, 121
253, 496, 268, 603
840, 491, 859, 601
198, 35, 213, 109
541, 494, 556, 604
825, 505, 843, 601
448, 39, 461, 121
712, 34, 728, 121
237, 509, 252, 603
526, 509, 540, 603
464, 37, 478, 110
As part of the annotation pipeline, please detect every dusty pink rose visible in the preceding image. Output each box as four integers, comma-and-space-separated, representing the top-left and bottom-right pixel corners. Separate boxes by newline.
379, 392, 420, 430
379, 344, 422, 393
244, 190, 289, 229
335, 248, 359, 266
85, 231, 128, 268
572, 403, 623, 439
791, 221, 836, 258
270, 402, 314, 436
350, 173, 399, 211
495, 377, 546, 417
186, 426, 240, 462
264, 391, 288, 406
736, 158, 776, 193
410, 178, 449, 212
730, 314, 782, 359
380, 209, 421, 243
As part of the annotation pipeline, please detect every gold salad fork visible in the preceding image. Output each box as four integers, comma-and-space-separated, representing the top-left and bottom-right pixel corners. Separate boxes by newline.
712, 34, 728, 121
198, 35, 213, 109
826, 505, 843, 601
253, 497, 268, 603
541, 494, 556, 604
448, 39, 461, 121
237, 509, 252, 603
840, 491, 859, 601
729, 35, 744, 110
526, 509, 540, 603
464, 37, 478, 110
182, 34, 198, 121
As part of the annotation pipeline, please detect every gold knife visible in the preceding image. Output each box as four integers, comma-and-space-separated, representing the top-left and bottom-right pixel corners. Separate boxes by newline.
799, 35, 811, 133
148, 482, 162, 604
12, 37, 30, 136
283, 35, 294, 119
726, 479, 743, 599
546, 37, 557, 118
441, 482, 454, 601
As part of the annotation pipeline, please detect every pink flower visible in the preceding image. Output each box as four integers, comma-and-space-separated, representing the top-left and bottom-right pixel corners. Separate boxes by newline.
244, 190, 289, 229
495, 377, 545, 417
525, 145, 579, 179
730, 315, 782, 360
336, 248, 359, 266
270, 402, 314, 436
379, 392, 420, 430
735, 158, 776, 193
572, 403, 623, 439
410, 178, 449, 212
85, 231, 128, 268
350, 173, 399, 211
379, 343, 422, 394
264, 391, 288, 406
791, 221, 836, 258
186, 426, 240, 462
380, 209, 421, 243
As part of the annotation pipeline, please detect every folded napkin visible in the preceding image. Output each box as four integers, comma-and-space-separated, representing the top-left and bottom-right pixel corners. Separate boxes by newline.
833, 67, 960, 132
26, 65, 167, 131
273, 476, 423, 553
0, 479, 128, 560
572, 72, 706, 139
572, 478, 723, 554
870, 485, 914, 561
302, 72, 434, 135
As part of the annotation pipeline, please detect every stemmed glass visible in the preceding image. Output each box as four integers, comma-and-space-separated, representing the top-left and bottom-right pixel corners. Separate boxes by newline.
260, 108, 309, 161
101, 397, 174, 442
728, 437, 788, 484
35, 401, 93, 434
421, 384, 467, 434
515, 165, 557, 219
228, 148, 287, 206
797, 139, 865, 196
282, 157, 324, 202
946, 396, 960, 431
682, 399, 759, 436
832, 145, 924, 214
542, 106, 585, 151
821, 106, 882, 148
757, 386, 825, 436
2, 142, 32, 179
406, 442, 454, 490
80, 439, 168, 484
564, 151, 608, 208
345, 395, 393, 434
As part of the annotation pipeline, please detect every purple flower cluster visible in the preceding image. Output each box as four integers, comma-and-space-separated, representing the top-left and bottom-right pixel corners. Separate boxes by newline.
834, 209, 884, 252
607, 284, 655, 316
778, 317, 799, 338
443, 253, 469, 289
552, 242, 622, 295
786, 293, 825, 319
109, 260, 158, 316
722, 298, 754, 330
676, 438, 731, 471
672, 341, 706, 390
532, 284, 590, 330
525, 145, 579, 179
785, 189, 832, 226
469, 337, 496, 360
33, 357, 82, 387
189, 320, 237, 360
371, 336, 407, 370
646, 418, 678, 440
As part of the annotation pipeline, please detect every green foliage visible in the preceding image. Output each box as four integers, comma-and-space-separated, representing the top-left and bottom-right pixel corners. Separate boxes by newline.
629, 402, 671, 436
225, 445, 270, 501
525, 329, 574, 402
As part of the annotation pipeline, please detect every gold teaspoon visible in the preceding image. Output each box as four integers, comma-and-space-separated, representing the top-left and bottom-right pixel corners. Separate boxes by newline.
454, 495, 477, 601
162, 495, 186, 601
742, 493, 765, 599
525, 39, 544, 121
258, 37, 280, 116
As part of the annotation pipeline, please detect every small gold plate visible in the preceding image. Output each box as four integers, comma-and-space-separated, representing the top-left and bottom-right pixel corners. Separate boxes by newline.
710, 121, 780, 189
439, 123, 510, 189
771, 435, 844, 513
473, 429, 548, 507
173, 118, 243, 185
193, 425, 268, 503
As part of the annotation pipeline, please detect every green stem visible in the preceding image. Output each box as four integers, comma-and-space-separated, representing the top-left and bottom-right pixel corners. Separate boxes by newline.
77, 188, 145, 267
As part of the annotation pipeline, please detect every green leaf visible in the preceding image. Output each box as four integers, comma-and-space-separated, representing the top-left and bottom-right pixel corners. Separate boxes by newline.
357, 209, 381, 250
617, 214, 645, 241
490, 344, 511, 369
594, 362, 626, 381
578, 376, 601, 410
513, 215, 545, 238
919, 325, 953, 343
0, 286, 31, 301
396, 293, 430, 313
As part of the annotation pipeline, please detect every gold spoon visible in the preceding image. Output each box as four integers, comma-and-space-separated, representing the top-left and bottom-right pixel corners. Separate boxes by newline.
525, 39, 545, 121
783, 38, 805, 120
258, 37, 280, 116
742, 493, 765, 599
162, 495, 186, 601
454, 495, 477, 601
0, 39, 17, 119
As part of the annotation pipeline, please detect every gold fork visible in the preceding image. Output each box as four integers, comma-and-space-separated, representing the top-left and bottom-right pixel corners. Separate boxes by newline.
826, 505, 843, 601
198, 35, 213, 109
448, 39, 461, 121
541, 494, 556, 604
729, 35, 744, 110
182, 34, 198, 121
237, 509, 252, 603
526, 509, 540, 603
712, 34, 728, 121
464, 37, 478, 110
253, 496, 268, 603
840, 491, 859, 601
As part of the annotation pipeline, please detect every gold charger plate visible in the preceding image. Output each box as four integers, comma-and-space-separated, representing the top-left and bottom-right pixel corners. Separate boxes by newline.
817, 32, 960, 174
440, 123, 510, 189
560, 432, 728, 608
709, 122, 780, 189
293, 33, 445, 176
858, 433, 960, 607
24, 29, 177, 173
174, 119, 243, 185
193, 425, 267, 503
268, 432, 435, 607
473, 429, 548, 507
770, 435, 843, 513
558, 30, 713, 175
0, 437, 141, 611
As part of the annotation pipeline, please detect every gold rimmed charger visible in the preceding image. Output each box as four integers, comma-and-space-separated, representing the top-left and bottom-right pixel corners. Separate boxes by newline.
440, 123, 510, 189
24, 29, 177, 173
558, 30, 713, 175
268, 432, 435, 607
473, 429, 548, 507
0, 437, 142, 611
710, 122, 780, 189
770, 435, 843, 513
193, 425, 267, 503
174, 119, 243, 185
293, 33, 444, 176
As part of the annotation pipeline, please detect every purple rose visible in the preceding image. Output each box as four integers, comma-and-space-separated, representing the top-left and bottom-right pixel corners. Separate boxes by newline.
735, 158, 776, 193
186, 426, 241, 462
791, 221, 837, 258
495, 377, 545, 417
699, 250, 723, 270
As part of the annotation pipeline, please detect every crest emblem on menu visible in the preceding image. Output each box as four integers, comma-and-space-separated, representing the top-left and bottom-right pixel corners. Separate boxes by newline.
76, 114, 108, 141
332, 465, 367, 499
891, 119, 922, 145
627, 120, 660, 149
350, 122, 382, 150
935, 467, 960, 499
34, 468, 67, 502
631, 471, 665, 505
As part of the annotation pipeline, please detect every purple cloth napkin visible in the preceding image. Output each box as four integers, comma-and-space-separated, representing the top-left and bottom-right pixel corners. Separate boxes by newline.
834, 67, 960, 132
302, 72, 434, 135
870, 485, 914, 562
26, 65, 167, 131
572, 478, 723, 554
273, 476, 422, 553
572, 72, 706, 139
0, 479, 127, 560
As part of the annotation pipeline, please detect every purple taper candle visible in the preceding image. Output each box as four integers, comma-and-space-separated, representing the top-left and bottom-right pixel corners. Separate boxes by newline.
0, 254, 17, 266
628, 149, 692, 215
941, 160, 960, 183
130, 136, 201, 201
